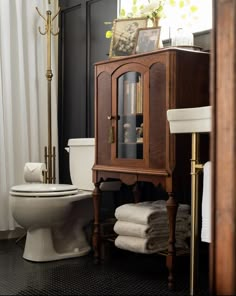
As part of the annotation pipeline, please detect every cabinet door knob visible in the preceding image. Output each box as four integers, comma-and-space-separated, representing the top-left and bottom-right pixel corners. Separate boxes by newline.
107, 115, 120, 120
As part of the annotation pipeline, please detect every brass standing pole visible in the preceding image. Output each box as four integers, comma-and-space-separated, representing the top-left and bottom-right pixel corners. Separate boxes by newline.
36, 1, 60, 184
190, 133, 203, 295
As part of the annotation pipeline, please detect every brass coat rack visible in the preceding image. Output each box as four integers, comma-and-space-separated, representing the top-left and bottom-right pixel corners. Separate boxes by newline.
36, 0, 60, 184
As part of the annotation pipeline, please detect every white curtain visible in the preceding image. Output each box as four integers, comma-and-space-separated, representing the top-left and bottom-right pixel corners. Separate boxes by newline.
0, 0, 58, 230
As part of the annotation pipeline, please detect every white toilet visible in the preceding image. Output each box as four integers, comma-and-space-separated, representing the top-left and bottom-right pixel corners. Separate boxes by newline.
10, 138, 95, 262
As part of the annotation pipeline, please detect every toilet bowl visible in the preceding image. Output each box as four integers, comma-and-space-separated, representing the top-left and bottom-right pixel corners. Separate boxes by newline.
10, 138, 95, 262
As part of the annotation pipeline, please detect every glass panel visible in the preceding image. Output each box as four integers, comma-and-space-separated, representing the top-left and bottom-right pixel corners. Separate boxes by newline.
117, 71, 143, 159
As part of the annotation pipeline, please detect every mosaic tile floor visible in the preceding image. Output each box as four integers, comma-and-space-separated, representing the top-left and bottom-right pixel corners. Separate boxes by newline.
0, 239, 209, 295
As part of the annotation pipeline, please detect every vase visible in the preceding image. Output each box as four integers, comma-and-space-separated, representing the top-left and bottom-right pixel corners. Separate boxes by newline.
152, 17, 160, 27
171, 27, 194, 47
151, 18, 163, 48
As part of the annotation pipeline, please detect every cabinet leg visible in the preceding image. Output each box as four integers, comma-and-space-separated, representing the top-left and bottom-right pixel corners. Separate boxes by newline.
133, 182, 142, 203
92, 182, 101, 264
166, 193, 178, 290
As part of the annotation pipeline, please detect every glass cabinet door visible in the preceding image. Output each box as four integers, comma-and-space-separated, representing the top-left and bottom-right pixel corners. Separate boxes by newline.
117, 71, 143, 159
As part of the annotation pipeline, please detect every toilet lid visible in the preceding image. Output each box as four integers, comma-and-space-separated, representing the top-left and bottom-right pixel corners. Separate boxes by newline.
10, 184, 79, 197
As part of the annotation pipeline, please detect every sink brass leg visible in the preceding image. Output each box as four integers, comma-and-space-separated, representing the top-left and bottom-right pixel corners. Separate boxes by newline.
190, 133, 203, 295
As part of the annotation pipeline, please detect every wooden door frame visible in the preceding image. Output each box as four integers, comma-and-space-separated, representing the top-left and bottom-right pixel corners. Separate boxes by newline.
211, 1, 236, 294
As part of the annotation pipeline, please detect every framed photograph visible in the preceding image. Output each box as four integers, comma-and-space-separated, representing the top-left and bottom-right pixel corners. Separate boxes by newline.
134, 27, 161, 54
109, 18, 148, 58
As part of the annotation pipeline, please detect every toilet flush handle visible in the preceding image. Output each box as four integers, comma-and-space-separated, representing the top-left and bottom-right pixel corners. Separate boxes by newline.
64, 147, 69, 153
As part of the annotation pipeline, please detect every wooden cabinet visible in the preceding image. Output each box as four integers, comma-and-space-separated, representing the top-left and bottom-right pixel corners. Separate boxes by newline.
92, 48, 209, 288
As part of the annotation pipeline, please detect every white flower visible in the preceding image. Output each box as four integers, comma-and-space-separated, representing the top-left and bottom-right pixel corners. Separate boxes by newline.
140, 0, 163, 15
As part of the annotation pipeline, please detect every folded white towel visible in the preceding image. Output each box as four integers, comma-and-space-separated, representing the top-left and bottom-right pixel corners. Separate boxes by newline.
115, 236, 163, 254
115, 202, 161, 225
152, 200, 190, 214
201, 161, 212, 243
114, 221, 154, 238
115, 200, 190, 225
114, 220, 190, 239
141, 214, 190, 228
115, 235, 189, 254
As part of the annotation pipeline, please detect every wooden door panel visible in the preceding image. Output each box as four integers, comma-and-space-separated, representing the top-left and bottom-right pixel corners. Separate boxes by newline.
211, 1, 236, 294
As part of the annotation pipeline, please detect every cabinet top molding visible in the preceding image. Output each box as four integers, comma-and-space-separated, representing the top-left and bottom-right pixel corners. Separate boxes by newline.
95, 47, 209, 65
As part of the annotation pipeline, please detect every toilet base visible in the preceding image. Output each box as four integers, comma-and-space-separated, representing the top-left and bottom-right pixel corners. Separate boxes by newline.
23, 228, 91, 262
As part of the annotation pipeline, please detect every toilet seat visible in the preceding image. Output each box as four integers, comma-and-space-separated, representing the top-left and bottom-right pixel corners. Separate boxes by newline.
10, 184, 80, 197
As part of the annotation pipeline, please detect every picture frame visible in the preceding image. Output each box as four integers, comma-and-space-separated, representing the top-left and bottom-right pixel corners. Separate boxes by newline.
134, 27, 161, 54
109, 18, 148, 58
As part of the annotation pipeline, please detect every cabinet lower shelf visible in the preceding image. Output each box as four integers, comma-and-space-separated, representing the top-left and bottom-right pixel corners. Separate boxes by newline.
103, 236, 190, 257
100, 217, 190, 258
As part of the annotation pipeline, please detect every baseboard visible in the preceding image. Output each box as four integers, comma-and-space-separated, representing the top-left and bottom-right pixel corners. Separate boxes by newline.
0, 228, 26, 240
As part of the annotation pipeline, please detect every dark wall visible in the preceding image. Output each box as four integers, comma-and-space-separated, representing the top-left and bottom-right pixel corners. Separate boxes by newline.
58, 0, 117, 183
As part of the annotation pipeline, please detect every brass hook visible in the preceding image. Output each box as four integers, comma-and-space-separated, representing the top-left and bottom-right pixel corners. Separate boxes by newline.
38, 26, 48, 35
36, 7, 46, 22
51, 28, 60, 36
36, 7, 47, 35
36, 6, 60, 36
52, 8, 60, 22
51, 8, 61, 36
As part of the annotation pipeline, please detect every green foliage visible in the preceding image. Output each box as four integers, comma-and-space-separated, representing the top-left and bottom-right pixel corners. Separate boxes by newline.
169, 0, 199, 13
179, 0, 185, 8
104, 21, 113, 39
105, 31, 113, 39
168, 0, 199, 23
190, 5, 198, 13
120, 8, 126, 17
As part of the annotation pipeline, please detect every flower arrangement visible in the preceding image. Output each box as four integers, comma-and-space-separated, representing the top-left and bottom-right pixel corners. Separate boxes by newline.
120, 0, 166, 20
105, 0, 166, 39
139, 0, 166, 25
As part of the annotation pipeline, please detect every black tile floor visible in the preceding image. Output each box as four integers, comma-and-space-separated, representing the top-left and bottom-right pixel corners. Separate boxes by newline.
0, 239, 209, 295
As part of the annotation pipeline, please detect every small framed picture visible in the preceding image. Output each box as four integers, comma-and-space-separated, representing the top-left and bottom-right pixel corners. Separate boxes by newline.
109, 18, 148, 58
134, 27, 161, 54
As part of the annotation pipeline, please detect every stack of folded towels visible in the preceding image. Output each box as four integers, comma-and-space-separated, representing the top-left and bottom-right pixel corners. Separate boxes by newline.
114, 200, 191, 254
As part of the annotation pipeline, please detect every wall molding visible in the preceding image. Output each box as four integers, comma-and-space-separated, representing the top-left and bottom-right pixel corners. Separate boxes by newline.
0, 228, 25, 240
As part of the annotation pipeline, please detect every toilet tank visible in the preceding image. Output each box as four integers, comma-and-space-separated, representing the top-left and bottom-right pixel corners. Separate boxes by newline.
67, 138, 95, 191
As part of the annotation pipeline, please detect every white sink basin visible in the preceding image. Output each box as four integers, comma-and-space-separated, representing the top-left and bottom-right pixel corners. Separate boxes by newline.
167, 106, 212, 134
